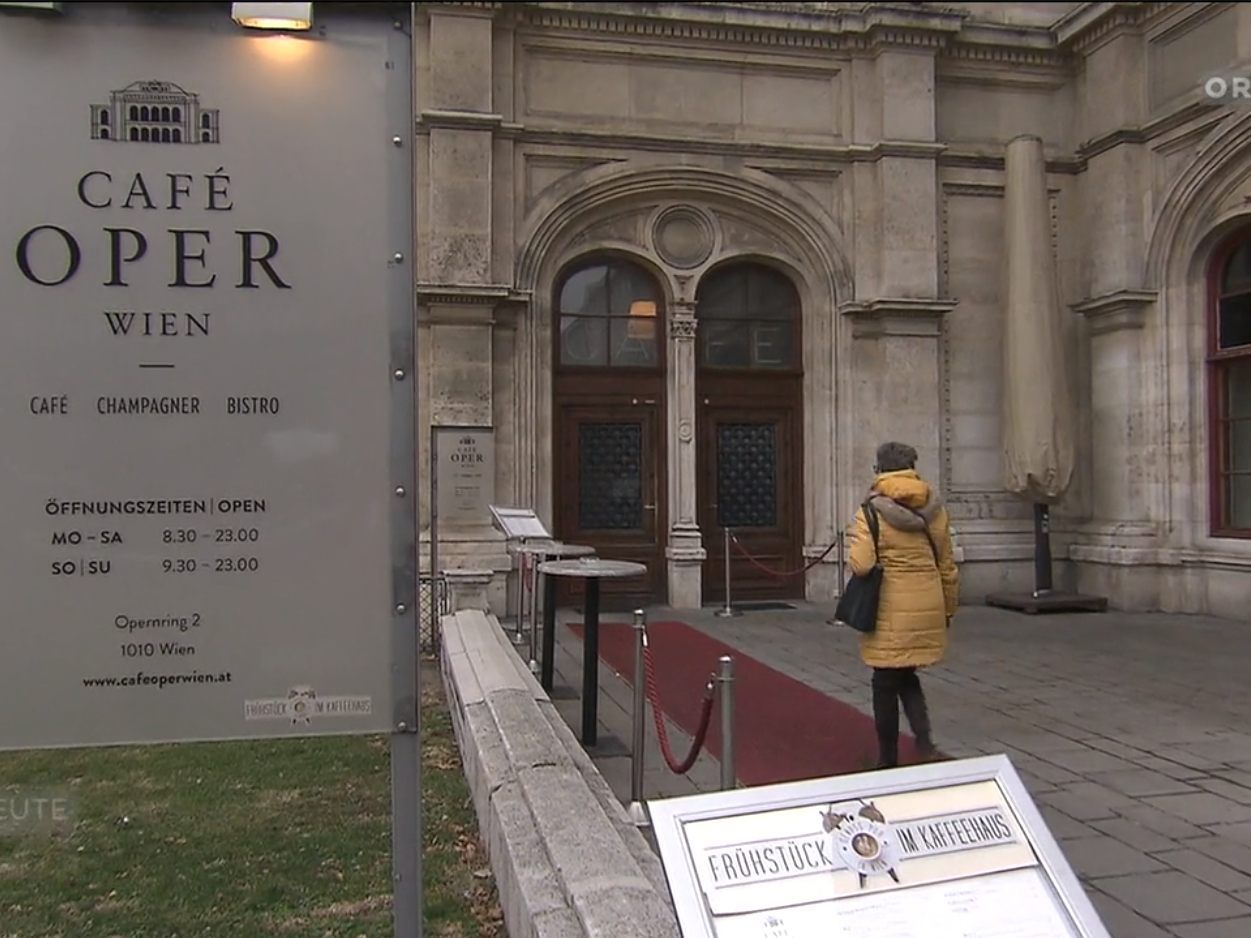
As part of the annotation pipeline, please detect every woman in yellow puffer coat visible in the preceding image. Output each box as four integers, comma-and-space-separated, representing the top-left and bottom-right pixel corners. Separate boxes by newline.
848, 442, 960, 769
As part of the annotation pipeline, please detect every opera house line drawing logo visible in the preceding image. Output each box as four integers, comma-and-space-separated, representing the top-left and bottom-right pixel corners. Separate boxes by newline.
90, 80, 220, 144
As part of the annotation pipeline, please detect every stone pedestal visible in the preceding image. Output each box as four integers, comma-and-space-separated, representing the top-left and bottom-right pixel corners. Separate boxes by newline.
444, 569, 494, 613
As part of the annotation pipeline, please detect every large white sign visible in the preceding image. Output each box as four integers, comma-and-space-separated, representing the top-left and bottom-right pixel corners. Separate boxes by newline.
649, 756, 1110, 938
0, 5, 414, 748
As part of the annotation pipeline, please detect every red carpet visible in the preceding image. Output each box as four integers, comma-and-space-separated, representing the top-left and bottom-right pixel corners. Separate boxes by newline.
566, 620, 927, 786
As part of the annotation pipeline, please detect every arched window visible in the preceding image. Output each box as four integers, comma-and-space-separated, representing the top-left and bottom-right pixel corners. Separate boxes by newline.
100, 111, 110, 126
172, 128, 181, 143
140, 105, 150, 121
100, 127, 110, 140
172, 106, 182, 123
161, 106, 171, 122
696, 264, 800, 369
161, 128, 171, 143
129, 127, 139, 141
556, 258, 663, 368
201, 131, 212, 143
202, 113, 212, 129
129, 105, 138, 120
140, 128, 150, 142
1211, 234, 1251, 534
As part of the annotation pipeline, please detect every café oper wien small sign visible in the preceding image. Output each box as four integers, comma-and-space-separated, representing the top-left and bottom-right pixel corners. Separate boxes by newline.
435, 427, 494, 526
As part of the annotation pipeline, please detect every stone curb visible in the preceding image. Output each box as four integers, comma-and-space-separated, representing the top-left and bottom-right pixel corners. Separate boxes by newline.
440, 609, 681, 938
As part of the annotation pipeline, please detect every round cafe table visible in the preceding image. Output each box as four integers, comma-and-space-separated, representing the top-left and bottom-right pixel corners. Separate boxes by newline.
513, 541, 596, 672
538, 558, 647, 747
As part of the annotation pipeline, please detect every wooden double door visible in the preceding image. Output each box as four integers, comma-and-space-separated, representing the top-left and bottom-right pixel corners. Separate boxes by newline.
697, 373, 804, 603
553, 374, 803, 608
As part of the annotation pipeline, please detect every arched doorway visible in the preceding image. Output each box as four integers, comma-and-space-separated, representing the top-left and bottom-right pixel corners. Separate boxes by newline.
696, 262, 804, 601
553, 256, 668, 606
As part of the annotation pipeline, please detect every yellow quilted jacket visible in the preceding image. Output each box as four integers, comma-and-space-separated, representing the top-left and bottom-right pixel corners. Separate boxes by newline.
848, 470, 959, 669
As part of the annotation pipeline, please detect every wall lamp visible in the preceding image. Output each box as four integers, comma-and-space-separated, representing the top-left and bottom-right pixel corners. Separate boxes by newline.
231, 2, 313, 31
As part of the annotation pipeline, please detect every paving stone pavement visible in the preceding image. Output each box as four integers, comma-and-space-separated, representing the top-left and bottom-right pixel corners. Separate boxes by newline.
507, 601, 1251, 938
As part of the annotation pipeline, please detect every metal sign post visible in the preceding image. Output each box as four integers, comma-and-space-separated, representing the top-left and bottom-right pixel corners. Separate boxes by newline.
429, 426, 440, 660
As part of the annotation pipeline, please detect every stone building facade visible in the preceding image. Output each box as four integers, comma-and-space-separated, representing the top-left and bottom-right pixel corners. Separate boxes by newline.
415, 1, 1251, 619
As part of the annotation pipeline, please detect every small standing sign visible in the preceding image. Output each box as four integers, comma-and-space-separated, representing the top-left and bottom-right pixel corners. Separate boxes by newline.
488, 505, 552, 542
649, 755, 1110, 938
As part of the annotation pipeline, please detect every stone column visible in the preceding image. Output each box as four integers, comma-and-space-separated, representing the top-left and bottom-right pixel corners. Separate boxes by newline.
416, 5, 510, 611
666, 300, 704, 608
844, 40, 951, 499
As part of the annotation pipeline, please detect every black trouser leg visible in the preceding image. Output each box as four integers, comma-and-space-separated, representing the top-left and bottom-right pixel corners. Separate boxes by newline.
871, 668, 903, 768
898, 669, 934, 756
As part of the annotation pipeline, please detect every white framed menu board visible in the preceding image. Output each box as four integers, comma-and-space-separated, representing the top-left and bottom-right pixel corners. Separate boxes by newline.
648, 755, 1110, 938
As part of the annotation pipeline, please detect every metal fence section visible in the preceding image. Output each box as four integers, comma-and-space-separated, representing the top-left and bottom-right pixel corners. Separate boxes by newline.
418, 573, 450, 654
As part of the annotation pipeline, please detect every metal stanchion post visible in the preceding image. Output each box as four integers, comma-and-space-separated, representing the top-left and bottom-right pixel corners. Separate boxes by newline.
512, 549, 528, 645
527, 550, 542, 674
715, 527, 737, 618
718, 655, 735, 791
628, 608, 649, 829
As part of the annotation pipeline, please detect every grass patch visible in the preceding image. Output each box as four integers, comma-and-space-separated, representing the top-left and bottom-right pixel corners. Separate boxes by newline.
0, 660, 502, 938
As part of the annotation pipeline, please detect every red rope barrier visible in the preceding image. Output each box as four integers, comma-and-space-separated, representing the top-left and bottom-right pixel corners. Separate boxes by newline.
641, 635, 717, 775
728, 532, 838, 579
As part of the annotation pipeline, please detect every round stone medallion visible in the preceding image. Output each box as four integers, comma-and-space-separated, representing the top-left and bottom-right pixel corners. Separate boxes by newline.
653, 206, 714, 269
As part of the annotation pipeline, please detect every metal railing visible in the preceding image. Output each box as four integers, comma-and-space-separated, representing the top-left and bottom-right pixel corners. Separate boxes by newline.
418, 573, 450, 654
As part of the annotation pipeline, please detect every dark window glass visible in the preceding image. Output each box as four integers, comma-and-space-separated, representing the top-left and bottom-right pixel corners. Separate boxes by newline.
172, 128, 181, 143
99, 128, 110, 140
100, 110, 110, 126
129, 105, 138, 120
172, 106, 181, 123
129, 127, 139, 141
1219, 294, 1251, 350
202, 113, 212, 129
578, 423, 642, 529
140, 105, 149, 121
557, 259, 662, 368
697, 264, 799, 369
717, 423, 777, 528
1223, 240, 1251, 294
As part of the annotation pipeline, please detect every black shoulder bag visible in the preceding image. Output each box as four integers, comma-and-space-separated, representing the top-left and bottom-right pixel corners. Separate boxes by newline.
834, 501, 883, 634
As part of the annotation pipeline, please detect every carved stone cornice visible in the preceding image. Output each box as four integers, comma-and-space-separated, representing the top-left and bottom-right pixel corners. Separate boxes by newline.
511, 2, 1115, 64
417, 110, 505, 132
417, 2, 504, 17
1053, 1, 1150, 56
840, 297, 958, 338
1077, 100, 1224, 161
417, 283, 518, 306
1071, 289, 1156, 335
939, 150, 1085, 175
